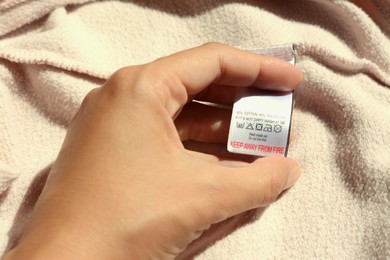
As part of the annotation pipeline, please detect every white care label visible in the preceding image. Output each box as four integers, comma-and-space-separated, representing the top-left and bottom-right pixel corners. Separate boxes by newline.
227, 45, 296, 157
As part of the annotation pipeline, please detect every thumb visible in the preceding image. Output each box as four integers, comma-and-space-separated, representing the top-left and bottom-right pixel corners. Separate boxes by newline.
212, 157, 301, 220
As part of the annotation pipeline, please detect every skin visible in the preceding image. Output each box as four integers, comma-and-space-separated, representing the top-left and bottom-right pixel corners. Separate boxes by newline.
3, 43, 303, 259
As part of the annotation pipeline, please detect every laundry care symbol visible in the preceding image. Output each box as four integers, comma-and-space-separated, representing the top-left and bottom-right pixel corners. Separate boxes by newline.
237, 122, 283, 133
236, 122, 245, 128
254, 123, 272, 132
274, 125, 282, 133
246, 123, 254, 130
256, 123, 283, 133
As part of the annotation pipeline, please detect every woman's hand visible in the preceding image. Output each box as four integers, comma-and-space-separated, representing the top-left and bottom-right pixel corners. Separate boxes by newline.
4, 43, 303, 259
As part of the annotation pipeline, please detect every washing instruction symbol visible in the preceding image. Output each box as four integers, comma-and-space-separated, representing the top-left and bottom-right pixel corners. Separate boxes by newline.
236, 122, 245, 129
246, 123, 254, 130
274, 125, 282, 133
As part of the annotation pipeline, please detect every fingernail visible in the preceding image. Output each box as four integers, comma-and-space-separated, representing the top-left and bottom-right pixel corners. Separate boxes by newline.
285, 164, 301, 189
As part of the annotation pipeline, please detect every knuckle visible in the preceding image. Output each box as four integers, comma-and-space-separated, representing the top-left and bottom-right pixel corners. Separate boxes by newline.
69, 87, 100, 126
201, 42, 224, 51
81, 87, 99, 107
140, 62, 180, 102
76, 88, 100, 118
103, 66, 141, 98
104, 63, 175, 110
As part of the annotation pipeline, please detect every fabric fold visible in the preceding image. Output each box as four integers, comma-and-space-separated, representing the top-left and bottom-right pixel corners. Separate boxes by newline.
0, 0, 93, 37
0, 0, 389, 259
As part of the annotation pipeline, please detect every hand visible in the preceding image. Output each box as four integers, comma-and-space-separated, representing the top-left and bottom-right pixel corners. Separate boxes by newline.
4, 43, 303, 259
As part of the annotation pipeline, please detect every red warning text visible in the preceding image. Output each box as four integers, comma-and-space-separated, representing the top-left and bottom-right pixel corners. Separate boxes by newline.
230, 141, 285, 154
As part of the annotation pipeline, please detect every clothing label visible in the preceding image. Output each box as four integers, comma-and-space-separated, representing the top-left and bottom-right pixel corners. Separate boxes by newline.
227, 44, 296, 157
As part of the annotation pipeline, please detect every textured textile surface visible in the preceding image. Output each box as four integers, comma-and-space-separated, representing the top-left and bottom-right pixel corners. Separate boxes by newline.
0, 0, 389, 259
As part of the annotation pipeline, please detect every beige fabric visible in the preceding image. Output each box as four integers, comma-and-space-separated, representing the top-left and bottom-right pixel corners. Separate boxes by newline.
1, 0, 389, 258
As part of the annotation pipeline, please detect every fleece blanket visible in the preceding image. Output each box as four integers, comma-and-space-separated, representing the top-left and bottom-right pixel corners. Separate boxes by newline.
0, 0, 389, 259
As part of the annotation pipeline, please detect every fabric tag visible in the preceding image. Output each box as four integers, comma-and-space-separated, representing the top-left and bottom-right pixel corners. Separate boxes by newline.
227, 44, 296, 157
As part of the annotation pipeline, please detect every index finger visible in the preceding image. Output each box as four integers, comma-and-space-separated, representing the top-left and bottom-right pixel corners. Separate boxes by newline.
148, 42, 303, 116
